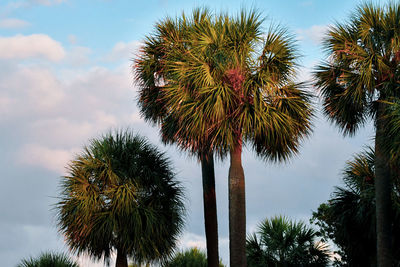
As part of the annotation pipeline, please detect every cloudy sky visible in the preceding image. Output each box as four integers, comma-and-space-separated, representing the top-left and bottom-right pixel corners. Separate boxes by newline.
0, 0, 376, 266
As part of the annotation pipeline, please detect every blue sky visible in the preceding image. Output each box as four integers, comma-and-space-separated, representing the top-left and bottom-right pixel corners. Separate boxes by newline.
0, 0, 376, 266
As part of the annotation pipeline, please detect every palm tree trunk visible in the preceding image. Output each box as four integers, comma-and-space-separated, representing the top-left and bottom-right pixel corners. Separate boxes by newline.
201, 153, 220, 267
115, 249, 128, 267
375, 102, 393, 267
229, 141, 247, 267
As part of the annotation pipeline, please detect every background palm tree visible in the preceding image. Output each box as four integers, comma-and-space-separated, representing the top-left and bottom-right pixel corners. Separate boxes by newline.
163, 248, 225, 267
135, 10, 220, 267
151, 9, 313, 266
246, 216, 330, 267
56, 130, 185, 267
312, 148, 400, 266
17, 252, 79, 267
313, 3, 400, 265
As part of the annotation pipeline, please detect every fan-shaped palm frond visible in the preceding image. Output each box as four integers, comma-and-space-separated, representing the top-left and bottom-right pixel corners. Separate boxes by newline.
247, 216, 330, 266
17, 252, 79, 267
56, 130, 185, 267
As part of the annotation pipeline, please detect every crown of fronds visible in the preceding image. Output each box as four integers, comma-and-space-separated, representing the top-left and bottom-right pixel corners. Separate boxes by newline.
135, 8, 313, 161
314, 2, 400, 135
56, 130, 185, 264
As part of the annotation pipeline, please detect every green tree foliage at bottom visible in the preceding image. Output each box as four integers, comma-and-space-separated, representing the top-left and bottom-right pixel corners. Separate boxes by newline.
246, 216, 330, 267
311, 148, 400, 266
17, 252, 78, 267
163, 248, 225, 267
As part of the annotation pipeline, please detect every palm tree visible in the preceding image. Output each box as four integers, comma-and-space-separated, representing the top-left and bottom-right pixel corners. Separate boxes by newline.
246, 216, 330, 267
135, 9, 220, 267
17, 252, 79, 267
56, 130, 185, 267
311, 148, 400, 266
313, 3, 400, 265
145, 9, 313, 266
163, 248, 225, 267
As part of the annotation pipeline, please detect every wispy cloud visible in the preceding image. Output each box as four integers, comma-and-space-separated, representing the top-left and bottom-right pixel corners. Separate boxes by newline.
103, 40, 142, 62
18, 144, 76, 174
0, 18, 30, 28
296, 24, 330, 45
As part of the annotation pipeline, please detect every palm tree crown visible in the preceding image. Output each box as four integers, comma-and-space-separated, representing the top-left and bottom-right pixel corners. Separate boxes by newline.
145, 9, 313, 159
56, 130, 185, 267
246, 216, 330, 267
312, 148, 400, 266
314, 3, 400, 134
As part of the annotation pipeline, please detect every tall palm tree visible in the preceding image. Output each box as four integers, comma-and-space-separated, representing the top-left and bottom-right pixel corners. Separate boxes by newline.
135, 9, 220, 267
56, 130, 185, 267
142, 9, 313, 266
313, 3, 400, 265
246, 216, 330, 267
311, 148, 400, 266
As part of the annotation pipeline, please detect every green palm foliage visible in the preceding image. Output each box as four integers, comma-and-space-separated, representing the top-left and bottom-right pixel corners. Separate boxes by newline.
17, 252, 78, 267
312, 148, 400, 266
246, 216, 330, 267
136, 9, 313, 266
56, 131, 185, 267
313, 3, 400, 265
163, 248, 225, 267
135, 9, 221, 266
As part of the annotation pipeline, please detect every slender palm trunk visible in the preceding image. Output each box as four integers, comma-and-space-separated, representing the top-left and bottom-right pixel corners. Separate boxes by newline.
201, 152, 220, 267
229, 140, 247, 267
375, 102, 393, 267
115, 249, 128, 267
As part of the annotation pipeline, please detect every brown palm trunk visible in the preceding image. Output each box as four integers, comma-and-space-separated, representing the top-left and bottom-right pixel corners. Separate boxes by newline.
115, 249, 128, 267
228, 141, 247, 267
201, 153, 220, 267
375, 102, 393, 267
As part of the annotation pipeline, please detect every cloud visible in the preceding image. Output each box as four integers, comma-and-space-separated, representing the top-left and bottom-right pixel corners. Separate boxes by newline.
67, 34, 77, 44
296, 25, 330, 45
104, 40, 142, 62
66, 46, 92, 66
0, 18, 30, 28
0, 34, 65, 61
178, 232, 206, 250
18, 144, 76, 174
0, 64, 65, 118
28, 0, 66, 5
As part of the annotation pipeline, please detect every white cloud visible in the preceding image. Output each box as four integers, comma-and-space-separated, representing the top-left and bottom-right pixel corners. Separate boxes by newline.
28, 0, 66, 5
296, 25, 330, 45
0, 18, 30, 29
0, 65, 65, 117
67, 46, 92, 65
0, 34, 65, 61
18, 144, 76, 174
104, 40, 141, 62
178, 232, 206, 250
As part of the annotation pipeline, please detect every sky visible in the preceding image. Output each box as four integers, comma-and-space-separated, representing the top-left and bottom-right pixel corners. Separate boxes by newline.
0, 0, 378, 266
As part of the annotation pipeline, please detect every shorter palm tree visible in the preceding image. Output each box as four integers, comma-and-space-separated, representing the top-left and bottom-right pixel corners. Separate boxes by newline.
163, 248, 225, 267
311, 148, 400, 266
246, 216, 330, 266
17, 252, 78, 267
56, 130, 185, 267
